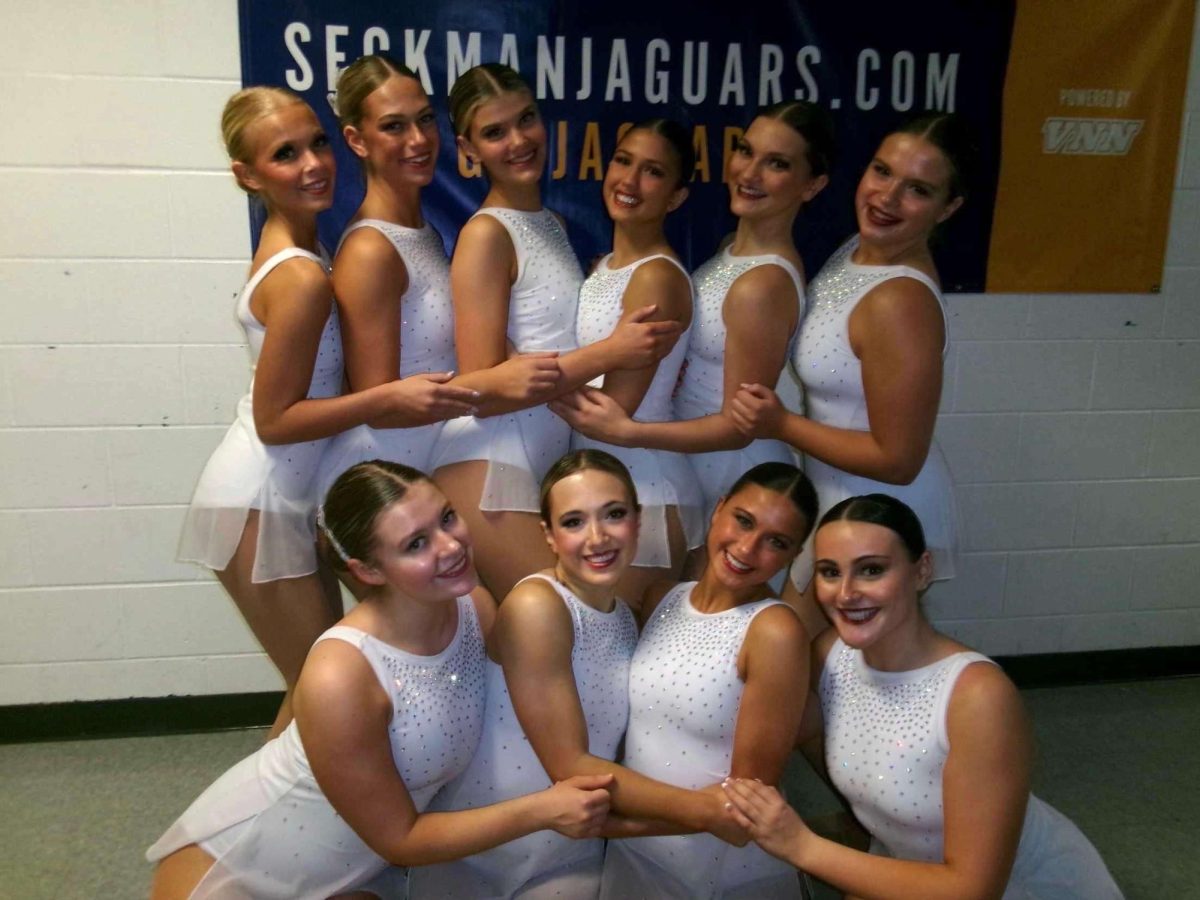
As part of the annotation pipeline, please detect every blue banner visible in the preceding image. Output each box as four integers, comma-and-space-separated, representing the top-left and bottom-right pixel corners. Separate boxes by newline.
239, 0, 1016, 290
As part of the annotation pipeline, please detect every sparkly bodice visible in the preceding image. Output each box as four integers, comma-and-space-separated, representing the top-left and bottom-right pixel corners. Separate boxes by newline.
575, 253, 693, 423
340, 220, 456, 377
524, 574, 639, 749
819, 639, 992, 862
792, 237, 945, 430
474, 207, 581, 353
314, 597, 487, 808
237, 247, 343, 400
675, 246, 804, 419
624, 583, 784, 783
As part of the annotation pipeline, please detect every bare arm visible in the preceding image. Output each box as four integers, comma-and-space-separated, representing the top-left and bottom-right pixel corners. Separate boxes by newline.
498, 580, 734, 836
554, 264, 797, 451
445, 215, 563, 416
729, 604, 810, 784
294, 637, 612, 868
332, 227, 478, 427
731, 277, 944, 484
250, 259, 412, 444
725, 662, 1032, 900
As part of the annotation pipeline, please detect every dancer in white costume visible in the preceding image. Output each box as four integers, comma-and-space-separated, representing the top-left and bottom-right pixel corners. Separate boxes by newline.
416, 450, 758, 899
315, 56, 480, 509
732, 113, 969, 637
724, 495, 1122, 900
567, 120, 701, 609
600, 462, 818, 900
151, 462, 613, 900
431, 64, 683, 602
177, 88, 440, 736
555, 103, 834, 579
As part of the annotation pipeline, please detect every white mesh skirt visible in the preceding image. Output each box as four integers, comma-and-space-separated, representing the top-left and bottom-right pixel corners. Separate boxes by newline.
178, 396, 329, 583
431, 404, 571, 512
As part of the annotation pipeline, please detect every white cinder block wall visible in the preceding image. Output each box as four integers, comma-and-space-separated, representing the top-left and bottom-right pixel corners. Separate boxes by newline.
1, 2, 1197, 704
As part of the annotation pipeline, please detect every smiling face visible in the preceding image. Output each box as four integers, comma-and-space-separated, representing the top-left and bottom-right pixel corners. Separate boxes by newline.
352, 479, 477, 604
345, 75, 438, 187
855, 132, 963, 251
706, 484, 807, 591
233, 102, 335, 214
812, 519, 932, 656
457, 89, 546, 186
603, 128, 687, 225
727, 115, 827, 222
542, 469, 639, 597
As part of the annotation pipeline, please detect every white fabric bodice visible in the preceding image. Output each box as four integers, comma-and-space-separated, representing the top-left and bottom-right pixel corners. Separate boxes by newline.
145, 597, 487, 900
575, 253, 693, 422
676, 246, 804, 419
316, 600, 488, 806
473, 207, 581, 353
236, 247, 342, 401
339, 219, 457, 377
626, 583, 781, 781
603, 583, 799, 898
820, 639, 991, 862
792, 236, 945, 431
409, 575, 637, 898
819, 639, 1122, 899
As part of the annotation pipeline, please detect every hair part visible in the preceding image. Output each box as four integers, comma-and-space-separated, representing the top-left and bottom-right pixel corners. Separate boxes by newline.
754, 100, 836, 178
621, 118, 696, 187
539, 449, 640, 523
819, 493, 928, 561
318, 460, 430, 571
448, 62, 534, 137
335, 54, 422, 129
726, 462, 819, 543
889, 112, 978, 201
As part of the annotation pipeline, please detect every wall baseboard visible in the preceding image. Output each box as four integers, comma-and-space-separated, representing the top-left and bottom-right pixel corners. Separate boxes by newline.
2, 645, 1196, 744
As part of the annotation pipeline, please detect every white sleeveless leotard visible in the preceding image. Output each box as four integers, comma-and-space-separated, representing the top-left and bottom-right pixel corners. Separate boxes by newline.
411, 574, 637, 899
820, 639, 1122, 899
146, 596, 488, 900
599, 583, 804, 899
177, 247, 343, 582
571, 253, 704, 567
317, 219, 457, 498
432, 208, 582, 511
789, 236, 958, 588
676, 246, 804, 520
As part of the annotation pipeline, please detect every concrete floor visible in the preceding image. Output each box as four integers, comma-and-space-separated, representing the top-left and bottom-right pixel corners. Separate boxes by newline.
3, 677, 1196, 899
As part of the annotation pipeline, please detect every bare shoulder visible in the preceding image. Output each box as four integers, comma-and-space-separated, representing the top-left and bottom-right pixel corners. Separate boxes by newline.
630, 255, 691, 292
498, 575, 569, 625
295, 637, 387, 722
456, 211, 514, 253
949, 659, 1023, 718
336, 225, 401, 271
725, 264, 802, 318
859, 273, 943, 326
745, 603, 808, 659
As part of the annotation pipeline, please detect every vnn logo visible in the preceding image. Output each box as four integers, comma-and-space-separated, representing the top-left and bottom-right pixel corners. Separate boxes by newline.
1042, 118, 1143, 155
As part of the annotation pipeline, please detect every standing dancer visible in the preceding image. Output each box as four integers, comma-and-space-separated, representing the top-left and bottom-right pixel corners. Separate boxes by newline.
178, 88, 445, 735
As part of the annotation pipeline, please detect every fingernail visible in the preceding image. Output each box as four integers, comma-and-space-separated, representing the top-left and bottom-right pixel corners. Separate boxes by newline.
724, 802, 733, 810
